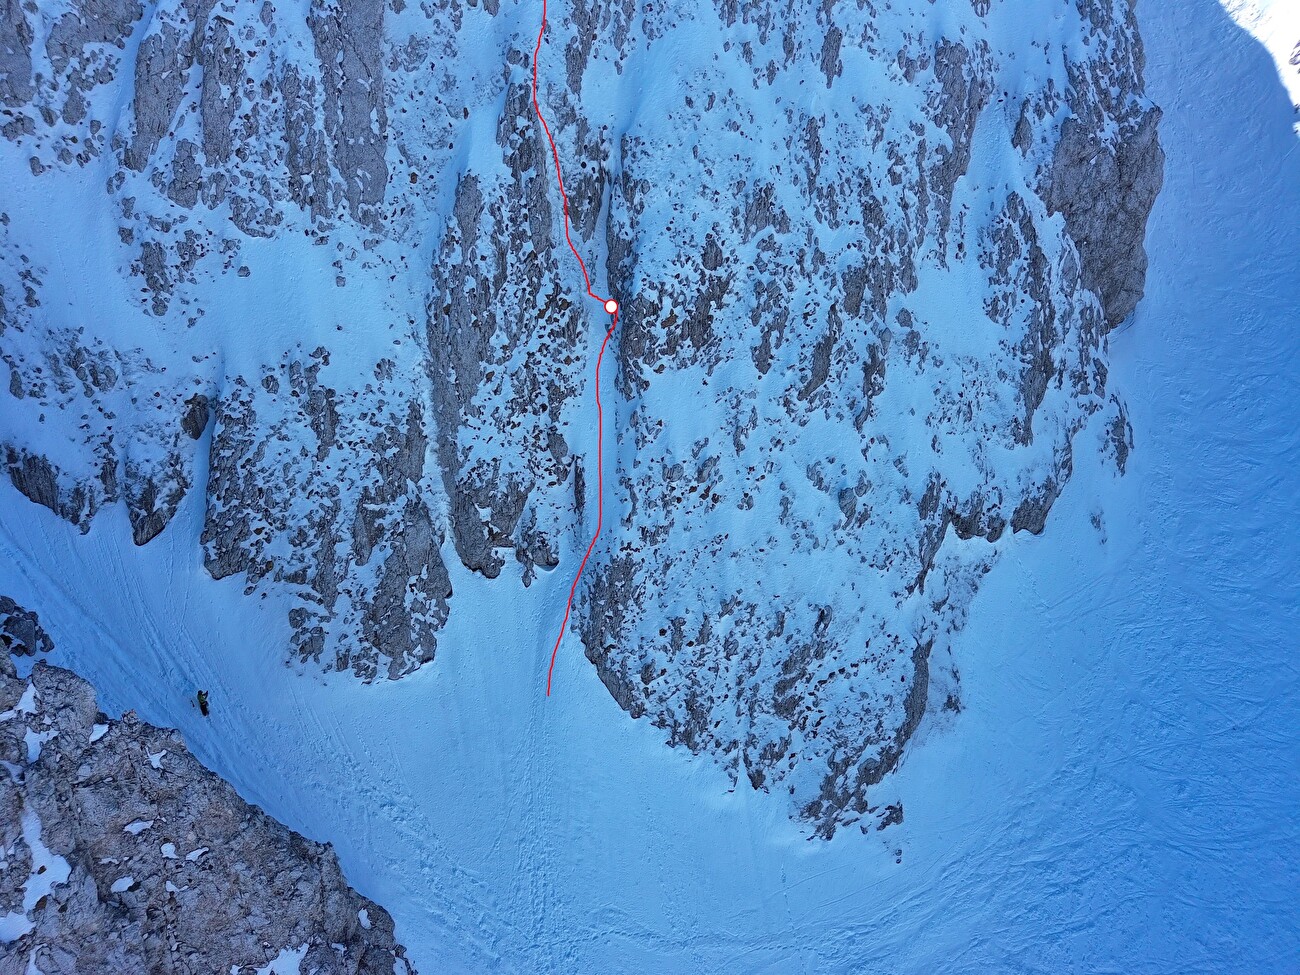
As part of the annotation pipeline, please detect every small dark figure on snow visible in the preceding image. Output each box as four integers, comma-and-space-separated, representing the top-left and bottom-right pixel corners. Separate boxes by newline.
197, 689, 210, 717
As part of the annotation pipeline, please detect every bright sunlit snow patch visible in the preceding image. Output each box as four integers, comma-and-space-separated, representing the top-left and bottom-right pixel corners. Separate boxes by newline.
1222, 0, 1300, 130
255, 944, 308, 975
23, 727, 53, 763
20, 809, 70, 913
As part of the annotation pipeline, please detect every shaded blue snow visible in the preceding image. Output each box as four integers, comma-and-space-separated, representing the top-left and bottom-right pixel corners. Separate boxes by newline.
0, 0, 1295, 972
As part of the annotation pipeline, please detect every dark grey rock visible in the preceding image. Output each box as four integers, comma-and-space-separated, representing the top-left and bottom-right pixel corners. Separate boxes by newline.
201, 357, 451, 680
180, 393, 210, 440
0, 597, 52, 657
0, 0, 34, 107
3, 447, 93, 531
1048, 109, 1165, 328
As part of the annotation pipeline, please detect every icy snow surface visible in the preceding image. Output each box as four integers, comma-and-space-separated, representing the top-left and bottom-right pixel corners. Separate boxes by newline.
0, 0, 1297, 972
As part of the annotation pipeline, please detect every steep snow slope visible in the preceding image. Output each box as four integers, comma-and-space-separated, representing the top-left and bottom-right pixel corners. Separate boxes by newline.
1, 1, 1297, 974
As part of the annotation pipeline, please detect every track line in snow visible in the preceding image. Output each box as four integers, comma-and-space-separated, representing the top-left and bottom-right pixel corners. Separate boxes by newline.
531, 0, 620, 697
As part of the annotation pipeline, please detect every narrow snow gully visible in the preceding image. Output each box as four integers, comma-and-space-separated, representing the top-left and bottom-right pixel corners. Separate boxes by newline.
530, 0, 621, 696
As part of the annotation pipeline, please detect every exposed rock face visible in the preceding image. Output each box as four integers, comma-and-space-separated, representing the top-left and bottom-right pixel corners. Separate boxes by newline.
1042, 2, 1166, 327
200, 351, 452, 680
0, 645, 416, 973
1048, 110, 1164, 328
0, 598, 51, 658
0, 0, 1163, 835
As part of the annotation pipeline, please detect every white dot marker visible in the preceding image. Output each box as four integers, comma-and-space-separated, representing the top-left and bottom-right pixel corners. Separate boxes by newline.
604, 298, 619, 314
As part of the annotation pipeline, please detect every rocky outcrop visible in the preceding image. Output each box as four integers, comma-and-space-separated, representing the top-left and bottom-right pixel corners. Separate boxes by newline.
0, 598, 51, 658
200, 353, 452, 681
1047, 109, 1164, 328
0, 315, 210, 544
1, 0, 391, 313
0, 645, 416, 973
1042, 2, 1165, 327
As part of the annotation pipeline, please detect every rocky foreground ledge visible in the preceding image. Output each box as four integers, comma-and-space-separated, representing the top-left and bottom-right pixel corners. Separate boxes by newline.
0, 601, 416, 975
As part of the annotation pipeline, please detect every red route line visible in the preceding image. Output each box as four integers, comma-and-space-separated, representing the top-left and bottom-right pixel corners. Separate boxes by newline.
532, 0, 619, 697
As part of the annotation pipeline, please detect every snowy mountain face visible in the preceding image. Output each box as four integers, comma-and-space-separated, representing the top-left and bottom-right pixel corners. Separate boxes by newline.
0, 0, 1161, 841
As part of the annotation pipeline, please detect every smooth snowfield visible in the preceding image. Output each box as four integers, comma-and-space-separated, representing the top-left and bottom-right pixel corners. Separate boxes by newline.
1, 0, 1297, 971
